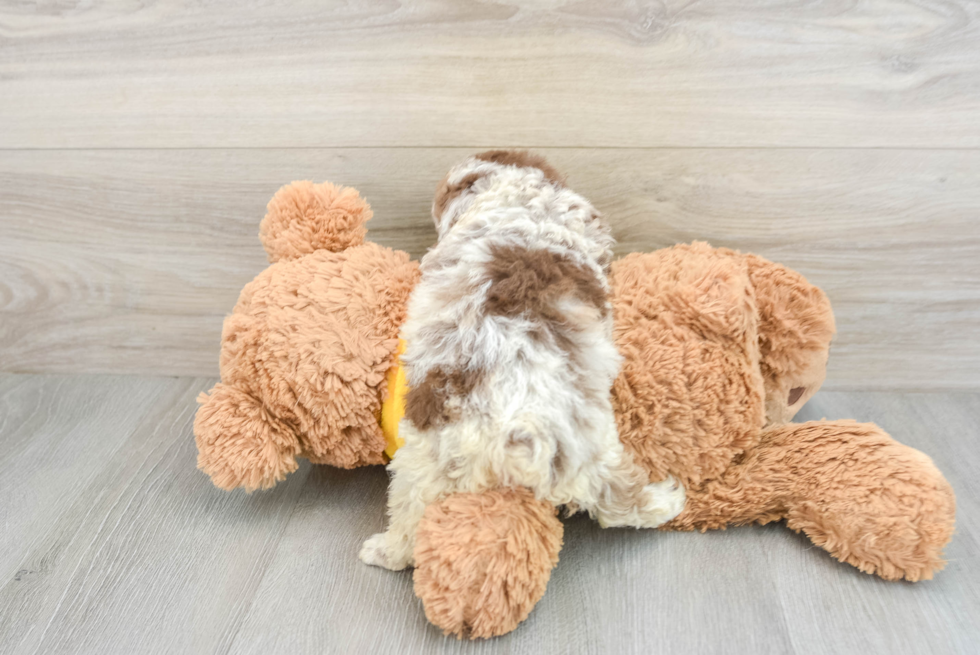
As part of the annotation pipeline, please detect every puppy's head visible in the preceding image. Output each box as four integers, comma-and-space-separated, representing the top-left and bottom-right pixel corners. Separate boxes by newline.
431, 150, 566, 238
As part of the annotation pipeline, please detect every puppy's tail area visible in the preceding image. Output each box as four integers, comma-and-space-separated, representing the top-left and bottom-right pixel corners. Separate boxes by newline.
413, 487, 563, 639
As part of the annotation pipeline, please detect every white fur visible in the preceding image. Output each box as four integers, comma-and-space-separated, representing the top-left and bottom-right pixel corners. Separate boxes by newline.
360, 157, 685, 570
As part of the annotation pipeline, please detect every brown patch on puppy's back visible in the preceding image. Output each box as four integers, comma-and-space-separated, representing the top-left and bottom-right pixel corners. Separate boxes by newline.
474, 150, 566, 187
484, 245, 607, 324
405, 367, 482, 431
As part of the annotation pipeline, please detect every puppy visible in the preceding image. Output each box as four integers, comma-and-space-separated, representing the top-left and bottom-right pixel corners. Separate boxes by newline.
360, 151, 685, 570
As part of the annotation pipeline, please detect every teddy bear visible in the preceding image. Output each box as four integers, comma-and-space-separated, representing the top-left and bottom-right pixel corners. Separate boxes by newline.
194, 179, 956, 639
194, 180, 418, 491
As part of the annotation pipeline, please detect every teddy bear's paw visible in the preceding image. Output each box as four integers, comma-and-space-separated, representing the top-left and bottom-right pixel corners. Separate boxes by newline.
359, 532, 411, 571
194, 384, 300, 492
636, 476, 687, 528
414, 489, 564, 639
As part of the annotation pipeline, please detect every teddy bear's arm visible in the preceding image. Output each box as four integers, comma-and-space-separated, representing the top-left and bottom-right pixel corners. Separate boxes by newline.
194, 383, 302, 492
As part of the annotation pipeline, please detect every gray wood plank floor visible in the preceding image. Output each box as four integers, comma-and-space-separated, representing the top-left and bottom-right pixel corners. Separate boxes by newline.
0, 375, 976, 655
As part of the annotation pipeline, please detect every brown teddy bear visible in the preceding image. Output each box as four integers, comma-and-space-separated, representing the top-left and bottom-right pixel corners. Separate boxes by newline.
194, 178, 955, 639
194, 181, 418, 491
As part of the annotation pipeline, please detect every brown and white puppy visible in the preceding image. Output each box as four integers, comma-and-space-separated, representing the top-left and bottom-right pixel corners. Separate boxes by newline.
360, 151, 685, 570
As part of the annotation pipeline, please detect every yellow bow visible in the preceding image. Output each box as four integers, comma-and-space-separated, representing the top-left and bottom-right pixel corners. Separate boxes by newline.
380, 339, 408, 459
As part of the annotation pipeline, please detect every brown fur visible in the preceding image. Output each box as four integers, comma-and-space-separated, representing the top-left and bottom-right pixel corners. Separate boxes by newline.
473, 150, 566, 187
483, 245, 609, 365
668, 419, 955, 581
433, 172, 482, 226
611, 244, 765, 488
413, 488, 563, 639
260, 180, 369, 262
484, 245, 607, 320
404, 367, 482, 431
613, 244, 954, 579
414, 241, 955, 638
197, 180, 956, 637
194, 181, 420, 491
744, 253, 836, 424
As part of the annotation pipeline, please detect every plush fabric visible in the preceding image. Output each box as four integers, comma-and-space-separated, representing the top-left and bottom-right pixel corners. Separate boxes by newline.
413, 488, 563, 639
672, 419, 955, 581
413, 241, 954, 638
610, 244, 767, 490
260, 180, 369, 262
194, 182, 419, 491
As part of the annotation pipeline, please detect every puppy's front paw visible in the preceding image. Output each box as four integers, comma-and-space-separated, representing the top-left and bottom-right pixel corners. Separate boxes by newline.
359, 532, 392, 569
360, 532, 414, 570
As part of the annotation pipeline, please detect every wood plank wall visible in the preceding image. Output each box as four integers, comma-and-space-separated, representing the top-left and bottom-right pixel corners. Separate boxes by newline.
1, 1, 978, 389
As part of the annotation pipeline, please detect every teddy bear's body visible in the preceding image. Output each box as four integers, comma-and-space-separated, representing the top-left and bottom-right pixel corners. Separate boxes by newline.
195, 179, 955, 640
612, 244, 954, 575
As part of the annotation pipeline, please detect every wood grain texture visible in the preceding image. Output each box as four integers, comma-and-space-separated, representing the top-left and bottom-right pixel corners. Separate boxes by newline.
2, 2, 976, 651
1, 1, 979, 148
2, 148, 978, 388
0, 375, 311, 655
0, 375, 176, 581
1, 374, 976, 654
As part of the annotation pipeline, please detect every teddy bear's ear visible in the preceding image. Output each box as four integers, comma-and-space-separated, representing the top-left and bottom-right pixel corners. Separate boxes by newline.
259, 181, 371, 262
744, 254, 836, 422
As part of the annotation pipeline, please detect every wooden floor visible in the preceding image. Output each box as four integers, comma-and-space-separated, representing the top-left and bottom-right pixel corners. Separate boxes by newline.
0, 375, 977, 655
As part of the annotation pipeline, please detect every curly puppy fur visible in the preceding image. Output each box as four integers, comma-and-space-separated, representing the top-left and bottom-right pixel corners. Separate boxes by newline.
360, 151, 685, 570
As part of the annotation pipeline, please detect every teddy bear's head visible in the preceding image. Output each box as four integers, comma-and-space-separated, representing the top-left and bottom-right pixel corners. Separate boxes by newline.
195, 181, 419, 492
745, 255, 836, 425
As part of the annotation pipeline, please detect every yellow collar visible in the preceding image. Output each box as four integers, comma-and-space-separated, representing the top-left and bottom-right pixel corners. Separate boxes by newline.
380, 339, 408, 459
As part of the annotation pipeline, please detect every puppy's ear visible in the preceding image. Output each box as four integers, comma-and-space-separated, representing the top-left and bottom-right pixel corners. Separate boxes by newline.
432, 171, 482, 230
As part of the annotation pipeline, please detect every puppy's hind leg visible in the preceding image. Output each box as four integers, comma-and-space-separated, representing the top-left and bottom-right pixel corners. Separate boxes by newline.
360, 441, 447, 571
590, 444, 686, 529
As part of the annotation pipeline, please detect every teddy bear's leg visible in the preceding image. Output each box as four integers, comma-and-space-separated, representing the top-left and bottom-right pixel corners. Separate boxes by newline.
194, 383, 302, 492
676, 420, 956, 581
771, 420, 955, 581
413, 488, 563, 639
